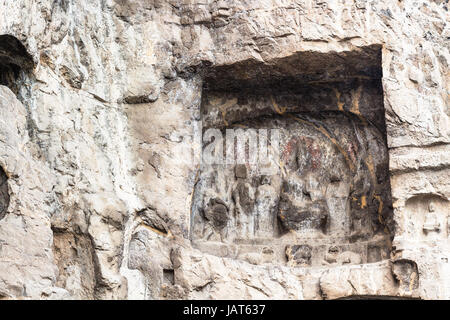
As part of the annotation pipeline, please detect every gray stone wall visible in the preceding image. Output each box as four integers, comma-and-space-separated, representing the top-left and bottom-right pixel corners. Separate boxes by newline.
0, 0, 448, 299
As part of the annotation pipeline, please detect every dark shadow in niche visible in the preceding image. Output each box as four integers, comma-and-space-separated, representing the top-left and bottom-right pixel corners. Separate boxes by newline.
0, 166, 9, 221
0, 34, 34, 94
0, 35, 38, 142
163, 269, 175, 285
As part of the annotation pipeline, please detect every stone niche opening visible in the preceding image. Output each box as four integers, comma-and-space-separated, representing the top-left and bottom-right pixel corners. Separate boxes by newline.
0, 166, 9, 221
0, 34, 34, 94
404, 194, 449, 240
191, 45, 394, 268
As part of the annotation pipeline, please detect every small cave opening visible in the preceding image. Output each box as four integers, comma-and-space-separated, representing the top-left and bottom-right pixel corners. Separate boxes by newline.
0, 166, 9, 221
190, 45, 394, 268
163, 269, 175, 285
0, 34, 34, 94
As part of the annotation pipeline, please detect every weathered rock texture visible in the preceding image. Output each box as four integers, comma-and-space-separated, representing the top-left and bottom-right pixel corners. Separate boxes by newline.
0, 0, 448, 300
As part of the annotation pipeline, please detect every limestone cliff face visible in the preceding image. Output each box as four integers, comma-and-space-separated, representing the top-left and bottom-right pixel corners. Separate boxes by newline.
0, 0, 448, 300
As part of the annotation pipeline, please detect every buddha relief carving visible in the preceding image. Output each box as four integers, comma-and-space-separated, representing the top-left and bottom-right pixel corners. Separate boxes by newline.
191, 110, 393, 268
423, 202, 441, 234
192, 67, 393, 268
405, 195, 449, 240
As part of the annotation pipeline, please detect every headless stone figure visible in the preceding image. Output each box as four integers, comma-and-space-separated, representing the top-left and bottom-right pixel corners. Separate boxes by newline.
322, 246, 361, 265
203, 197, 230, 241
232, 164, 255, 238
255, 175, 278, 238
286, 245, 312, 267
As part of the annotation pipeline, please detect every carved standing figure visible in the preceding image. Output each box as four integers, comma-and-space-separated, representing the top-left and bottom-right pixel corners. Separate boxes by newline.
231, 164, 255, 238
423, 202, 440, 235
255, 175, 278, 238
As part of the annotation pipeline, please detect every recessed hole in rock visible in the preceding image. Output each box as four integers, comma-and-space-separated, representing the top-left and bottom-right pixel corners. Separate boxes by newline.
0, 34, 34, 94
191, 46, 394, 268
163, 269, 175, 285
0, 166, 9, 221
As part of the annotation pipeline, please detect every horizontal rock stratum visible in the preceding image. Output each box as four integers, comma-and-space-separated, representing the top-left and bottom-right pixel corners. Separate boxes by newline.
0, 0, 449, 300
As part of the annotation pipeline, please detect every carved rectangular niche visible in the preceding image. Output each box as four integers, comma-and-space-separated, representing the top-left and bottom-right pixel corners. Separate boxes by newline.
191, 45, 394, 268
0, 35, 34, 94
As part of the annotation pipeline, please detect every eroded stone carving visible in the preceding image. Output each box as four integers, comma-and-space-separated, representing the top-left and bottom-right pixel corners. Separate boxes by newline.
322, 246, 362, 266
231, 164, 256, 238
392, 259, 419, 294
255, 175, 278, 238
203, 198, 229, 241
191, 67, 395, 269
423, 203, 441, 234
0, 0, 448, 301
286, 245, 312, 267
192, 105, 394, 267
405, 195, 449, 240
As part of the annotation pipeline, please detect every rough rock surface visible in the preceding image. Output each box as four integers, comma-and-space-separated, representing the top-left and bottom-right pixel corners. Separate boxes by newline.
0, 0, 448, 300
